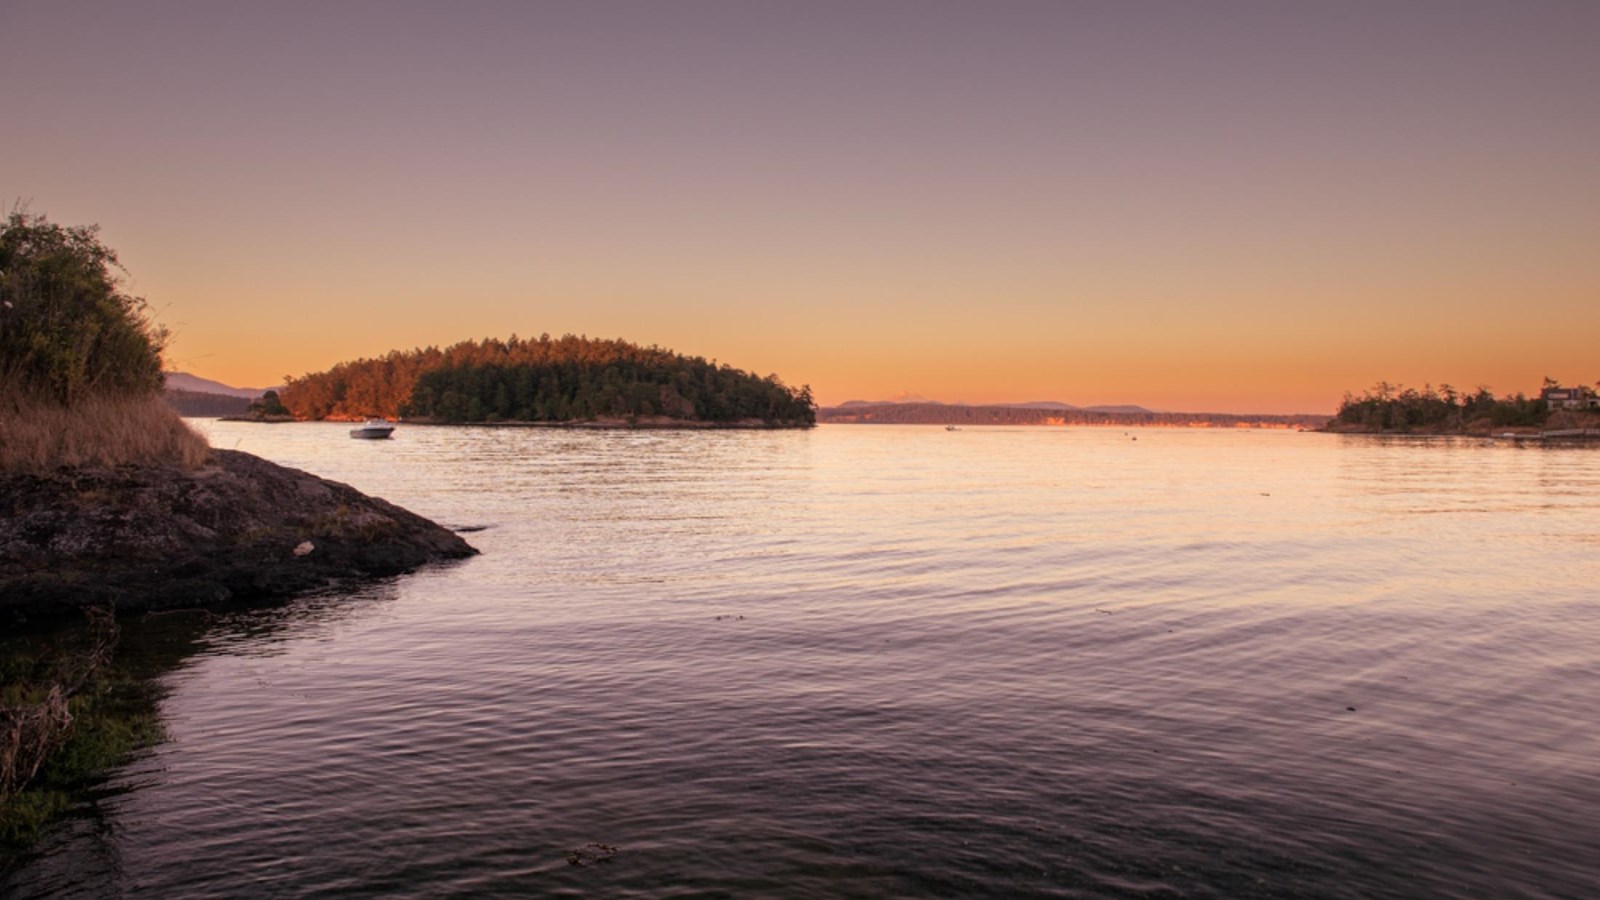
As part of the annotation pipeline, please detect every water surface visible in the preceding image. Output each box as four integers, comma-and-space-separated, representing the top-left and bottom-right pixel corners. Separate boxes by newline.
7, 424, 1598, 898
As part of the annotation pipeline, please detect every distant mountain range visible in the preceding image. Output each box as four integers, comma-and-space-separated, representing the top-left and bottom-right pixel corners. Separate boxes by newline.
836, 398, 1154, 415
165, 389, 251, 417
818, 401, 1326, 429
164, 372, 271, 399
162, 372, 277, 417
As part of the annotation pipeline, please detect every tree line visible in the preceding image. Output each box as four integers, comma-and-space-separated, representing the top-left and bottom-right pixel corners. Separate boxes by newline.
279, 334, 816, 426
1333, 382, 1558, 431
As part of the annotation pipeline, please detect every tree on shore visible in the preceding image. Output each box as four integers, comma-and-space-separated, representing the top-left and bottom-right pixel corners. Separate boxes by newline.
247, 389, 289, 418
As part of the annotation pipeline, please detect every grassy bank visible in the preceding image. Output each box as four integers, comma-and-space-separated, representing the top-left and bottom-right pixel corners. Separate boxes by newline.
0, 390, 210, 473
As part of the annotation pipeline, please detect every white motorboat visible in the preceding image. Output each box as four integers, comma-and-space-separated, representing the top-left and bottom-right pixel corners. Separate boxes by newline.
349, 419, 395, 439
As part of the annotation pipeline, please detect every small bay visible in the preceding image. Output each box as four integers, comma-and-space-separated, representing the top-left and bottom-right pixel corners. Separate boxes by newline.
6, 424, 1598, 898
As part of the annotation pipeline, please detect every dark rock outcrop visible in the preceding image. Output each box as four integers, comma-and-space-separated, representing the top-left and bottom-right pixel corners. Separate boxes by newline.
1, 450, 477, 621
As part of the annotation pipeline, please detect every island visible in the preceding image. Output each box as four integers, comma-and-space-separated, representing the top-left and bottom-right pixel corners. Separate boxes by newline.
276, 336, 816, 428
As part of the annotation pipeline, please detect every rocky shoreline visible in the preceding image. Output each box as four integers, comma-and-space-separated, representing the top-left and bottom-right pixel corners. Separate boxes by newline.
0, 449, 477, 622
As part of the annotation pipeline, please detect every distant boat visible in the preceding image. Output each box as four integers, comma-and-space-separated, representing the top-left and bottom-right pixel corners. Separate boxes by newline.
349, 419, 395, 440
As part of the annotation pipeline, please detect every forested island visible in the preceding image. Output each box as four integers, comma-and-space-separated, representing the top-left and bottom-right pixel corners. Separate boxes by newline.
279, 336, 816, 427
1329, 381, 1600, 434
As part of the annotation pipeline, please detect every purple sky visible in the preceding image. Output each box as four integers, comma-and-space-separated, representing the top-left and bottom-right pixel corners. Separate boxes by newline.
5, 1, 1597, 412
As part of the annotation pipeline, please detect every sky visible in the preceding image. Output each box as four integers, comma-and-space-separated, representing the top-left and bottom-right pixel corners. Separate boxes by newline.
4, 1, 1596, 413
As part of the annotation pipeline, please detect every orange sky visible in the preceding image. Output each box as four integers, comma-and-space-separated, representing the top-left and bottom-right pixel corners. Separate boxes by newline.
6, 2, 1596, 414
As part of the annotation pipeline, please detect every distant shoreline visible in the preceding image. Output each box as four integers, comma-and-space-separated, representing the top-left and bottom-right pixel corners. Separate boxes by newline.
818, 402, 1327, 430
1320, 422, 1600, 440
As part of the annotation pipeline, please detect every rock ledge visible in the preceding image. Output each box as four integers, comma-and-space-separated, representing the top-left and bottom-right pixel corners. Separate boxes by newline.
1, 449, 477, 620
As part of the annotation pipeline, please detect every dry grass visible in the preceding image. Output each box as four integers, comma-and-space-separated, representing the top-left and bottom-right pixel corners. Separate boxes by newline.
0, 609, 119, 804
1545, 408, 1600, 430
0, 389, 210, 473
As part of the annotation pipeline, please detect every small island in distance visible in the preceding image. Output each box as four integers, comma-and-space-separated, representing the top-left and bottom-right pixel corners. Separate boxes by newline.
268, 335, 816, 428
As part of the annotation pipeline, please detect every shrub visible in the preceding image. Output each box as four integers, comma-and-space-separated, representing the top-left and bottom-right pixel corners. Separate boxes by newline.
0, 210, 208, 471
0, 211, 166, 404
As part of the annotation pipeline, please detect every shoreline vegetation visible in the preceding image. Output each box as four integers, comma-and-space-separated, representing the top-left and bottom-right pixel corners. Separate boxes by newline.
276, 335, 817, 428
0, 211, 476, 855
0, 213, 207, 475
0, 209, 476, 618
0, 610, 162, 856
1326, 381, 1600, 436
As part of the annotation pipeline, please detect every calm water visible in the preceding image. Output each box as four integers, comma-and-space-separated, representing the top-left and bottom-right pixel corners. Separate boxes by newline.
6, 424, 1599, 898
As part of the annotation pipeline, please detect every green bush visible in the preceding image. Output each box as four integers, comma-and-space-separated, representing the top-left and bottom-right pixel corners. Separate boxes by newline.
0, 211, 166, 405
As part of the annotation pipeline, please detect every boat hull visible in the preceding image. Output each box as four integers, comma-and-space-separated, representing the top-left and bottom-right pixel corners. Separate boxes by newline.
349, 426, 395, 439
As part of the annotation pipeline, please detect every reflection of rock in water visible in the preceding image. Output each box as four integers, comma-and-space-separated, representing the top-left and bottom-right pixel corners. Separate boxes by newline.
186, 577, 409, 655
0, 611, 192, 878
0, 449, 477, 623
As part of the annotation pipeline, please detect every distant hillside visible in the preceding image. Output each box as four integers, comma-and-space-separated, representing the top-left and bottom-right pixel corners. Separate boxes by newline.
280, 334, 815, 427
163, 388, 251, 417
819, 402, 1323, 429
837, 398, 1153, 414
991, 401, 1153, 413
164, 372, 270, 399
1081, 404, 1154, 415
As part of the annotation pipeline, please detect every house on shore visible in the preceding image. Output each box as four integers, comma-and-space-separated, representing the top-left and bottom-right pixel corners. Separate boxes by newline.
1540, 385, 1599, 409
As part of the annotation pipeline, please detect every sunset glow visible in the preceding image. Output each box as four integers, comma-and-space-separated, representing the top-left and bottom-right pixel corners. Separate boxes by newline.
5, 1, 1595, 414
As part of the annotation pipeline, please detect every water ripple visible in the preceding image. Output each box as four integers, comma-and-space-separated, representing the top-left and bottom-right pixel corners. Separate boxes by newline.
5, 426, 1598, 898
